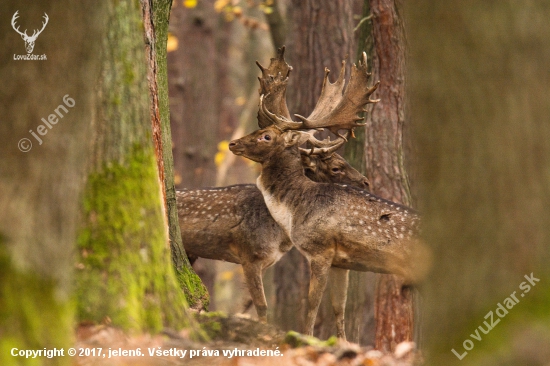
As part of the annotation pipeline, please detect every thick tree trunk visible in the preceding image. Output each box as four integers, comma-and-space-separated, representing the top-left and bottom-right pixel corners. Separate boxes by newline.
408, 1, 550, 364
274, 0, 355, 337
75, 0, 193, 332
141, 0, 209, 309
364, 0, 415, 352
0, 2, 104, 362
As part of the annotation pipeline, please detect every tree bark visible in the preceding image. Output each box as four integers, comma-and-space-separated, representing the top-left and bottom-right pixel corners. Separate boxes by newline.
341, 0, 378, 347
407, 1, 550, 364
0, 2, 104, 362
274, 0, 355, 337
141, 0, 209, 309
168, 0, 222, 306
75, 0, 193, 332
364, 0, 415, 352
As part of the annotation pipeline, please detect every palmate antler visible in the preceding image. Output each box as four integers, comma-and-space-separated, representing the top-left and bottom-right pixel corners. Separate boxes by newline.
258, 52, 379, 139
297, 52, 380, 138
256, 46, 294, 128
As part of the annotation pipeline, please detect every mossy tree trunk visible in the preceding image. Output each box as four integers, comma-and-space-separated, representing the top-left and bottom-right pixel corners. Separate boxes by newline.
0, 1, 104, 364
141, 0, 209, 309
76, 0, 194, 332
408, 1, 550, 364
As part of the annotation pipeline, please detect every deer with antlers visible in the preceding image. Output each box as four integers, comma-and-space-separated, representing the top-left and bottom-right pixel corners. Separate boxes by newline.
177, 48, 370, 339
229, 49, 430, 337
11, 11, 49, 54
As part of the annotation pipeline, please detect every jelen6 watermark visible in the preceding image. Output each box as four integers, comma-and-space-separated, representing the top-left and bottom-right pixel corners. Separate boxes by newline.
18, 94, 76, 152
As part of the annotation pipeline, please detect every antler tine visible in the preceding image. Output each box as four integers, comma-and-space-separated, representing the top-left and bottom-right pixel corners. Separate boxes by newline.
256, 46, 293, 128
300, 60, 347, 122
259, 94, 304, 131
295, 52, 380, 138
299, 131, 349, 156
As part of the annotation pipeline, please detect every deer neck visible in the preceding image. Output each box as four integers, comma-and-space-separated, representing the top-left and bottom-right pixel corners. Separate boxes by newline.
258, 147, 309, 195
256, 147, 309, 238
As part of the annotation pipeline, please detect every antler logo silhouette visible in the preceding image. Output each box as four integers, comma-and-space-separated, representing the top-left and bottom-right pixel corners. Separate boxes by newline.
11, 11, 49, 54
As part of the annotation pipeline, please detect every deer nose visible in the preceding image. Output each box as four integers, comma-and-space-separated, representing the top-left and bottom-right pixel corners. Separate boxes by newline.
228, 140, 241, 153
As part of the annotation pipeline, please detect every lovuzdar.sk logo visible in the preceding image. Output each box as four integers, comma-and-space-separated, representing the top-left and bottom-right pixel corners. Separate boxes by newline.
12, 10, 48, 61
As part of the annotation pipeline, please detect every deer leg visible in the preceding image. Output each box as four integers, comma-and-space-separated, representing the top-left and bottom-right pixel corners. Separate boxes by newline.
305, 257, 332, 336
329, 267, 349, 340
241, 262, 268, 323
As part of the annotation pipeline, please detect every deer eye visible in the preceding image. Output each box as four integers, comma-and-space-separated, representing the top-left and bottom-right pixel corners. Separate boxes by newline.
331, 167, 340, 173
263, 134, 271, 141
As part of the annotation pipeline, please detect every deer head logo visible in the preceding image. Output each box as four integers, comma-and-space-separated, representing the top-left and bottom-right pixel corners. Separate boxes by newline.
11, 11, 49, 54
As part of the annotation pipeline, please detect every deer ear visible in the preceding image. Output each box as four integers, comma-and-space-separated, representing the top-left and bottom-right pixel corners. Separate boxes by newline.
283, 131, 310, 147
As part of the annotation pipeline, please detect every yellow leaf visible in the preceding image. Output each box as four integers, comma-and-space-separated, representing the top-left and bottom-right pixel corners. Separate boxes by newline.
183, 0, 198, 8
218, 140, 230, 151
219, 271, 234, 281
174, 173, 182, 185
263, 6, 273, 14
235, 96, 246, 106
215, 140, 230, 167
167, 33, 178, 52
215, 151, 225, 167
224, 12, 235, 22
214, 0, 229, 12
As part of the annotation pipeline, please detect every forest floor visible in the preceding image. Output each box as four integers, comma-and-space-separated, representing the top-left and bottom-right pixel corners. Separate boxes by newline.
73, 312, 421, 366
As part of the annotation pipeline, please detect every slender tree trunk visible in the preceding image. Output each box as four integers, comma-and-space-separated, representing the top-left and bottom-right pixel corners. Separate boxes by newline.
0, 2, 104, 363
75, 0, 193, 332
408, 1, 550, 364
342, 0, 378, 347
141, 0, 209, 309
275, 0, 355, 337
363, 0, 415, 352
168, 0, 222, 306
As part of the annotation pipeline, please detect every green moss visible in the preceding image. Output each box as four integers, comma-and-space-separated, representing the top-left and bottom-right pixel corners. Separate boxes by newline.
150, 0, 210, 310
76, 145, 190, 332
284, 331, 338, 348
0, 240, 72, 366
175, 264, 210, 309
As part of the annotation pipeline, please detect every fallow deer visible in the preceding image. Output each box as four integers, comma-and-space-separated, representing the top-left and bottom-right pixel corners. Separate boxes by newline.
177, 150, 368, 338
229, 51, 430, 337
177, 48, 370, 339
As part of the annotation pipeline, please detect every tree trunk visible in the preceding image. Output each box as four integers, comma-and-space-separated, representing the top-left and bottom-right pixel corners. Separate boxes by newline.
408, 1, 550, 364
364, 0, 415, 352
75, 0, 193, 332
169, 0, 220, 190
0, 2, 104, 362
168, 0, 222, 306
341, 0, 378, 347
274, 0, 355, 337
141, 0, 209, 309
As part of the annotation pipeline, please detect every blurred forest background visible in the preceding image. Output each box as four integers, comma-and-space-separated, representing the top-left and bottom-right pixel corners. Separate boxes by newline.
1, 0, 550, 365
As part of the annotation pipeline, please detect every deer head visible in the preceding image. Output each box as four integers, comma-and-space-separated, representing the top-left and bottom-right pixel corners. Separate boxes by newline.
302, 152, 371, 190
11, 11, 49, 54
231, 51, 380, 164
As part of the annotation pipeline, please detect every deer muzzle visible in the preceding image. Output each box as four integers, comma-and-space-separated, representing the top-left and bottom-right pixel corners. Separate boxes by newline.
228, 140, 243, 155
